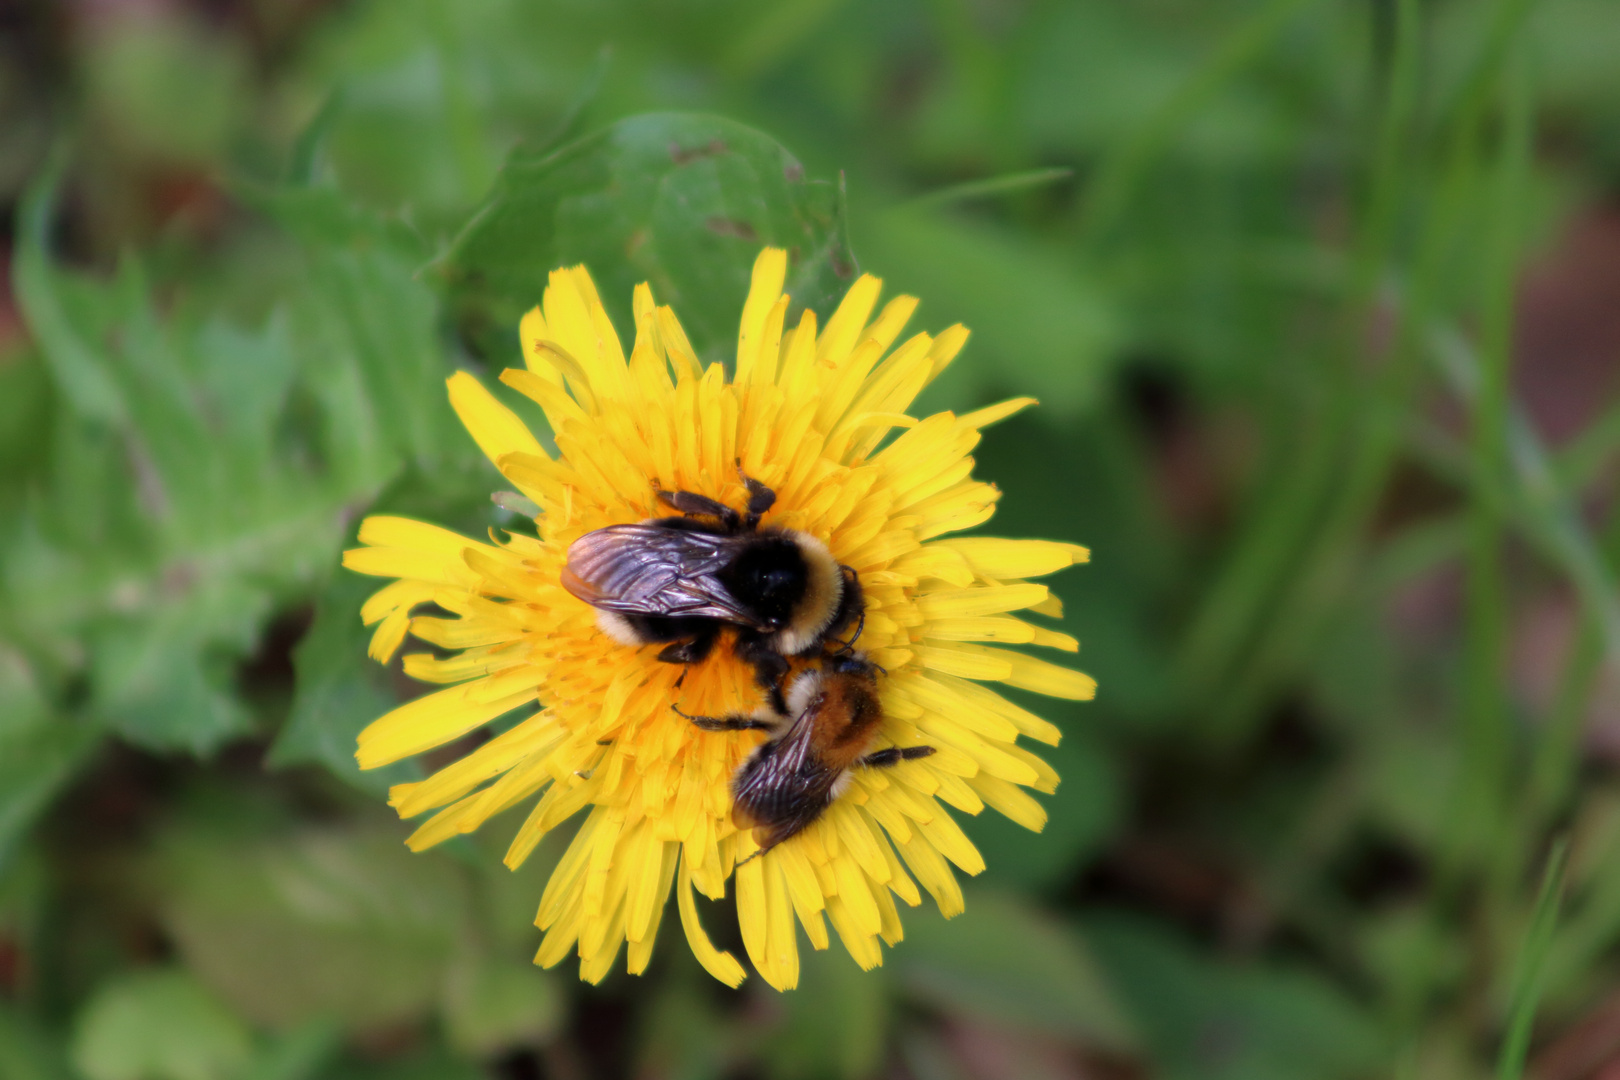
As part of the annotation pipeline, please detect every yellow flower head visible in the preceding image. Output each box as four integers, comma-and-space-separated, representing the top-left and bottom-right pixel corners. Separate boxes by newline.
343, 249, 1094, 990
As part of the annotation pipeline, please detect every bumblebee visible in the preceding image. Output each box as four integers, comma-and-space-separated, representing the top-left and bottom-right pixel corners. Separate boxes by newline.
561, 473, 863, 709
676, 652, 934, 853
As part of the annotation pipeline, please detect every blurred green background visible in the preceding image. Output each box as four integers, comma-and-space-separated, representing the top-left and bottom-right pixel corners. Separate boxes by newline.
3, 1, 1620, 1078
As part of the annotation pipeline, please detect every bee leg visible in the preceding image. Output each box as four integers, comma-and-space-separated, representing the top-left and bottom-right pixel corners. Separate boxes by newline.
830, 606, 867, 657
670, 704, 775, 732
656, 488, 743, 531
860, 745, 936, 769
737, 633, 790, 715
819, 565, 866, 654
736, 464, 777, 529
656, 627, 718, 666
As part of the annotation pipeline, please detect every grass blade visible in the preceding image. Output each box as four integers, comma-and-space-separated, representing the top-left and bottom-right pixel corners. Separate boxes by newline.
1496, 839, 1569, 1080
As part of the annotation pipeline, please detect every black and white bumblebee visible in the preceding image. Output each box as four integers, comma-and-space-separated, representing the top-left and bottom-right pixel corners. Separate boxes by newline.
561, 472, 863, 709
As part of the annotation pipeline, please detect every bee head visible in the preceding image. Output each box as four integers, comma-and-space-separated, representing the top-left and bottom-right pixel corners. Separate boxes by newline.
825, 651, 876, 678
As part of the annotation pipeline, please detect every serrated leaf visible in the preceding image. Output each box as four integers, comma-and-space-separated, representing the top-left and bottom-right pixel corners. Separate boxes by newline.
235, 184, 430, 260
14, 168, 127, 424
0, 647, 100, 872
271, 569, 415, 795
438, 112, 856, 364
8, 168, 473, 759
0, 721, 101, 873
87, 610, 257, 754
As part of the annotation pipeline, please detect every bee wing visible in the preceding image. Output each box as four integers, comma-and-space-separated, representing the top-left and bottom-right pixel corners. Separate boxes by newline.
731, 712, 841, 847
563, 524, 767, 627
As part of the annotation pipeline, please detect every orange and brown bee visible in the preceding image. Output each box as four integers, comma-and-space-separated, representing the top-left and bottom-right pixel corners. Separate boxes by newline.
678, 652, 934, 853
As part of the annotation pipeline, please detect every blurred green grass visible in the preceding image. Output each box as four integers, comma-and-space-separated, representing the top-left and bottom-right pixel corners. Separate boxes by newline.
3, 1, 1620, 1078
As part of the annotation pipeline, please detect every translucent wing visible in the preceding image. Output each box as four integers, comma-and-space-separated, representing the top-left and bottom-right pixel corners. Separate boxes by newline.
731, 710, 841, 850
562, 524, 768, 627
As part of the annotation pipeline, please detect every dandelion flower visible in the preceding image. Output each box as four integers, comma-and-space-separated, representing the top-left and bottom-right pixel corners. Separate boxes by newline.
343, 249, 1094, 990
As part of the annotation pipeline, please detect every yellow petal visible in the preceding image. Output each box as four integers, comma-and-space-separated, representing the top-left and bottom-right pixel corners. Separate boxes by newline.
356, 681, 536, 769
678, 857, 746, 988
357, 516, 491, 560
914, 644, 1014, 681
763, 857, 800, 990
736, 248, 787, 384
957, 397, 1037, 431
924, 324, 970, 384
657, 306, 704, 384
817, 273, 883, 368
446, 371, 545, 468
519, 306, 562, 384
916, 583, 1049, 619
970, 774, 1048, 832
931, 537, 1090, 578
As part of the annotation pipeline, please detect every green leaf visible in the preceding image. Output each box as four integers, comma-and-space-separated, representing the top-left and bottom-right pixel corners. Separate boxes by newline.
10, 165, 478, 758
0, 721, 100, 874
271, 569, 416, 796
893, 891, 1138, 1053
238, 1021, 343, 1080
0, 349, 54, 513
237, 184, 429, 264
273, 470, 496, 794
269, 208, 468, 483
438, 112, 856, 365
0, 647, 100, 872
156, 822, 468, 1032
14, 165, 127, 425
1497, 839, 1568, 1080
88, 612, 258, 754
71, 969, 253, 1080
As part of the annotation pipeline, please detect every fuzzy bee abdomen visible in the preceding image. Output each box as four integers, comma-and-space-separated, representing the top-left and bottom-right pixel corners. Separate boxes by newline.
811, 678, 884, 772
